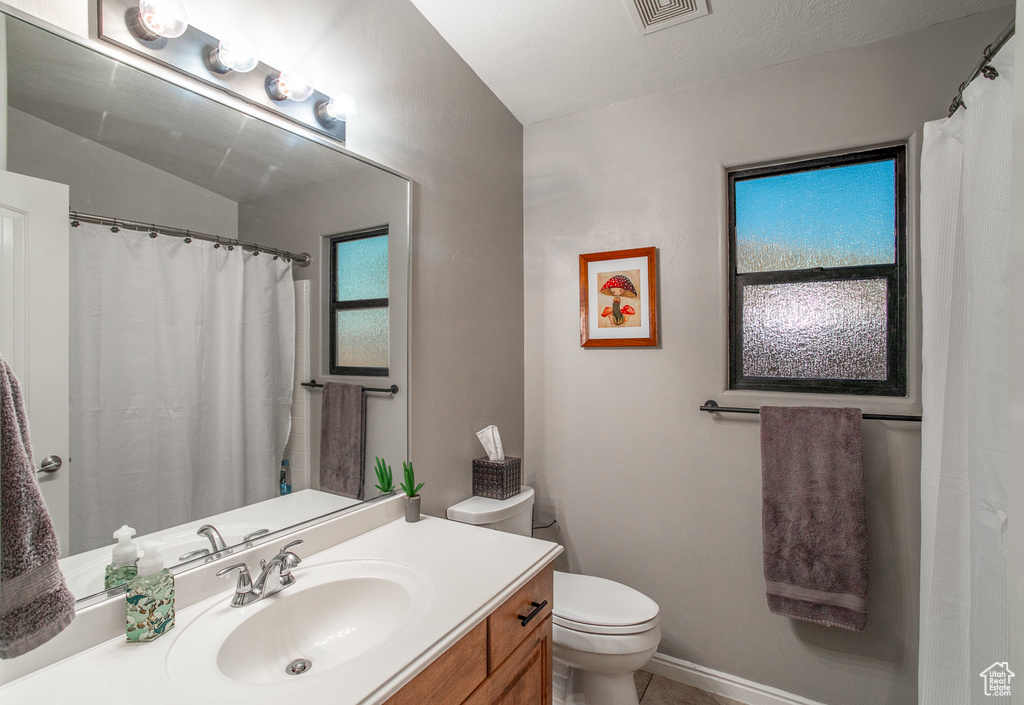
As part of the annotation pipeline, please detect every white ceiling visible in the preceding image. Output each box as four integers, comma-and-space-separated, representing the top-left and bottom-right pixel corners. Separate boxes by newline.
408, 0, 1014, 125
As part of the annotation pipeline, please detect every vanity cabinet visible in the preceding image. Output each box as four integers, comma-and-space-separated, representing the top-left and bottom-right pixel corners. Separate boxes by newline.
384, 564, 553, 705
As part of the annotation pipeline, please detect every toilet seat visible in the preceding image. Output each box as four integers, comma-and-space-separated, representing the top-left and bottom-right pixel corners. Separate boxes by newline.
553, 571, 660, 636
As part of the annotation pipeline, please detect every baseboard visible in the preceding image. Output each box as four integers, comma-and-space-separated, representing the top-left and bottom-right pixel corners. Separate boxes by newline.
644, 653, 829, 705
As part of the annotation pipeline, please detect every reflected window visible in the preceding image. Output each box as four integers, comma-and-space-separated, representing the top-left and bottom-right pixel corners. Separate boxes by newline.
728, 145, 906, 395
329, 227, 389, 376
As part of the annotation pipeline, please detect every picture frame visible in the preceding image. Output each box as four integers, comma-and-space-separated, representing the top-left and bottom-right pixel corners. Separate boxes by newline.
579, 247, 659, 347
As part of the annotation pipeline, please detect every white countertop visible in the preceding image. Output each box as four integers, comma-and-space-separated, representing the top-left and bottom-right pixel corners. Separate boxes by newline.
2, 516, 561, 704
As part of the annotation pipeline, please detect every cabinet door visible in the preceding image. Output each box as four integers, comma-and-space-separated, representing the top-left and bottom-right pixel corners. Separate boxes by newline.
465, 616, 552, 705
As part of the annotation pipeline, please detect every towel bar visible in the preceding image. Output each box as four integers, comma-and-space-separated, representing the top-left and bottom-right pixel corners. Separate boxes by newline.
699, 399, 921, 422
301, 380, 398, 395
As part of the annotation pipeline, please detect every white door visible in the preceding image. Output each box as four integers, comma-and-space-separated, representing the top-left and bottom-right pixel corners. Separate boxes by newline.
0, 170, 70, 554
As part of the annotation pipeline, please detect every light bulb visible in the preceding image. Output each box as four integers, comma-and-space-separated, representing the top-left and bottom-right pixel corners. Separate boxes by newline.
209, 33, 260, 74
316, 91, 358, 125
267, 68, 314, 102
130, 0, 189, 41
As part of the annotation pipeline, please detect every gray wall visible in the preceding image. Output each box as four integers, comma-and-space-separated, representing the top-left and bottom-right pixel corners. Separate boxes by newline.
8, 108, 238, 235
8, 0, 526, 518
523, 9, 1013, 705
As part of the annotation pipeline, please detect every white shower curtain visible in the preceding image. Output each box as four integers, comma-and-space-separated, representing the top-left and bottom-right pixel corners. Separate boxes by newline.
69, 223, 295, 554
919, 38, 1013, 705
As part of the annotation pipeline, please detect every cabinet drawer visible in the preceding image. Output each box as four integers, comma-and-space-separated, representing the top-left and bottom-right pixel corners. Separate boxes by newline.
487, 565, 553, 671
384, 620, 488, 705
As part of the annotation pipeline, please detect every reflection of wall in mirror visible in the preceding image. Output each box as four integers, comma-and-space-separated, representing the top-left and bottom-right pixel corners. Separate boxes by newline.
241, 166, 410, 499
8, 109, 238, 236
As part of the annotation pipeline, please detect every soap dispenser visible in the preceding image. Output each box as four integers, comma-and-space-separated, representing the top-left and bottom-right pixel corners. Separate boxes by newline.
126, 541, 175, 642
105, 525, 139, 589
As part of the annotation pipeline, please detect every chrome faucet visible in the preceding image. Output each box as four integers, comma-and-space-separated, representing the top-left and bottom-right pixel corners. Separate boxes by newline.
216, 540, 303, 607
198, 524, 229, 551
179, 527, 271, 562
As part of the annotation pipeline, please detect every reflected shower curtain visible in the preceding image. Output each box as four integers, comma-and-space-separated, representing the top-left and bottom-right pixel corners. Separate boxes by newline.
919, 38, 1013, 705
69, 223, 294, 554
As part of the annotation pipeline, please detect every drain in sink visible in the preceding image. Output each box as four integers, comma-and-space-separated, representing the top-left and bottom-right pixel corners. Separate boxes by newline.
287, 658, 313, 675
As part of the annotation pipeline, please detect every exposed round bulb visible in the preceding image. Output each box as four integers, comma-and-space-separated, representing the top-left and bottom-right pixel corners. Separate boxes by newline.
316, 92, 358, 125
267, 68, 314, 102
135, 0, 188, 40
209, 33, 259, 74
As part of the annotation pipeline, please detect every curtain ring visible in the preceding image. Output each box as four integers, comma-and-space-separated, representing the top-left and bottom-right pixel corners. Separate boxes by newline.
70, 211, 80, 227
110, 218, 119, 233
183, 229, 192, 244
213, 236, 221, 249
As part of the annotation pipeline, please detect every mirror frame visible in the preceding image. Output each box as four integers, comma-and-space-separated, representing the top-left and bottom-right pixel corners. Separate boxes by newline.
0, 2, 413, 610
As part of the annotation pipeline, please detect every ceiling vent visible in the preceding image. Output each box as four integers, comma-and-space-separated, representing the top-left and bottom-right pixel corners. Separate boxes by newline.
625, 0, 709, 35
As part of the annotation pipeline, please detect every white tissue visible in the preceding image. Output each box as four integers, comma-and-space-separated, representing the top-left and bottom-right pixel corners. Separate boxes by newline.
476, 425, 505, 461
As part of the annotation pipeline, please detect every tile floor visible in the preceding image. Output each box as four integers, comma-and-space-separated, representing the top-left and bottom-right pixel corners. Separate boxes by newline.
634, 670, 745, 705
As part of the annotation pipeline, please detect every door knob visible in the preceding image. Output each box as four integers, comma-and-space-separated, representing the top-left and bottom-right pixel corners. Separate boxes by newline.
38, 455, 62, 474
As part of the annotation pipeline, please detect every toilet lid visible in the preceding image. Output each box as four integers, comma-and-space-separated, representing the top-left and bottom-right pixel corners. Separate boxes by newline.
553, 571, 660, 635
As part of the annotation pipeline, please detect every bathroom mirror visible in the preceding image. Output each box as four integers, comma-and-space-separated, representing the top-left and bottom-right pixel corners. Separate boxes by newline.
0, 7, 410, 606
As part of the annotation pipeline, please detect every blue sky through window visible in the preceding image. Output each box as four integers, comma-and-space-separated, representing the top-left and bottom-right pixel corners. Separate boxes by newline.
735, 159, 896, 273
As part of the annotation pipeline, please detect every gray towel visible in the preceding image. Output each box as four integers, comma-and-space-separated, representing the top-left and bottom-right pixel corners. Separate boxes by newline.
760, 406, 867, 631
0, 355, 76, 659
319, 383, 366, 499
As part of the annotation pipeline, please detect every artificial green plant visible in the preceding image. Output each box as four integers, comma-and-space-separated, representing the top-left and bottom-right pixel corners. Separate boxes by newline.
374, 456, 394, 494
400, 461, 424, 498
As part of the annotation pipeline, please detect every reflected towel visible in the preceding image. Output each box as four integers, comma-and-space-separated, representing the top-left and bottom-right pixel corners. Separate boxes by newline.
0, 355, 76, 659
760, 406, 868, 631
319, 383, 366, 500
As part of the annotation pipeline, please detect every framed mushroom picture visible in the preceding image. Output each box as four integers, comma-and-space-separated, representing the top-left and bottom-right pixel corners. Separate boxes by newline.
579, 247, 659, 347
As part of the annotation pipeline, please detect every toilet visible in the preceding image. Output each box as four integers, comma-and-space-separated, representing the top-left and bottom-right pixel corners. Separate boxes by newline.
447, 487, 661, 705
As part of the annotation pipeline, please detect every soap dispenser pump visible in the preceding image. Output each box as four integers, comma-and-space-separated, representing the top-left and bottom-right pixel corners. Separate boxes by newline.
126, 541, 175, 642
104, 525, 139, 589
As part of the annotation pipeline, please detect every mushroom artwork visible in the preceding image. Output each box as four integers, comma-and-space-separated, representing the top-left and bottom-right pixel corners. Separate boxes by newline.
599, 274, 638, 326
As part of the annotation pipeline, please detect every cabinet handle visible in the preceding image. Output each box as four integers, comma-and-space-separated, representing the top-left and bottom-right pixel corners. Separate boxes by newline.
517, 600, 548, 627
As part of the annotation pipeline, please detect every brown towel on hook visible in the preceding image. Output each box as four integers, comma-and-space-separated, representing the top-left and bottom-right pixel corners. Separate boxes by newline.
319, 382, 366, 499
0, 354, 76, 659
760, 406, 868, 631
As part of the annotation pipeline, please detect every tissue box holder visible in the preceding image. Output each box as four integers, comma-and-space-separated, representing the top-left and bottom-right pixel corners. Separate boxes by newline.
472, 457, 522, 500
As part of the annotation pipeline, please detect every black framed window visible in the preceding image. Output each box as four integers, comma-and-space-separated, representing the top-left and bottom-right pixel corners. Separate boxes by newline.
329, 227, 389, 377
728, 145, 907, 396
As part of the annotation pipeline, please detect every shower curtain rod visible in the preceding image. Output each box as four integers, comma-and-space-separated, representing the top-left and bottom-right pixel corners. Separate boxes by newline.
948, 18, 1015, 116
68, 210, 312, 267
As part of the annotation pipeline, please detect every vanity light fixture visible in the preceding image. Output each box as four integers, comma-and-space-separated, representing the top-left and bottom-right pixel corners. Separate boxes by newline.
208, 33, 259, 74
315, 91, 358, 126
101, 0, 348, 142
267, 68, 314, 102
128, 0, 189, 42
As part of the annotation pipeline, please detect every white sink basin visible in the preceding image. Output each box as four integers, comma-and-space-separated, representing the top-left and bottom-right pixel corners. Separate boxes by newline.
168, 559, 432, 692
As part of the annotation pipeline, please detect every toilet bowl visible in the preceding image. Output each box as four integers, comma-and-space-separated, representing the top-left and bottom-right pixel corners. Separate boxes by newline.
447, 487, 662, 705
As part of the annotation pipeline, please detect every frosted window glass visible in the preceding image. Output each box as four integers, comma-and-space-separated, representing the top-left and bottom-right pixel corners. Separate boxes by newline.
742, 279, 887, 380
335, 308, 389, 369
335, 235, 388, 301
735, 160, 896, 273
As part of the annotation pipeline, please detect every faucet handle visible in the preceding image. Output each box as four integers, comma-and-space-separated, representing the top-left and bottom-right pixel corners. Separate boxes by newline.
242, 528, 270, 543
276, 540, 303, 574
179, 548, 211, 562
217, 562, 253, 589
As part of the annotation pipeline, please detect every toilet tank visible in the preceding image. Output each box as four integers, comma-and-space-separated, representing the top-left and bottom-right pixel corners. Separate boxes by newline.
446, 486, 534, 536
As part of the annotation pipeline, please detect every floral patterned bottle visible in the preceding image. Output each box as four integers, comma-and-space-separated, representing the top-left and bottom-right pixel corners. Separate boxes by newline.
126, 541, 175, 642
